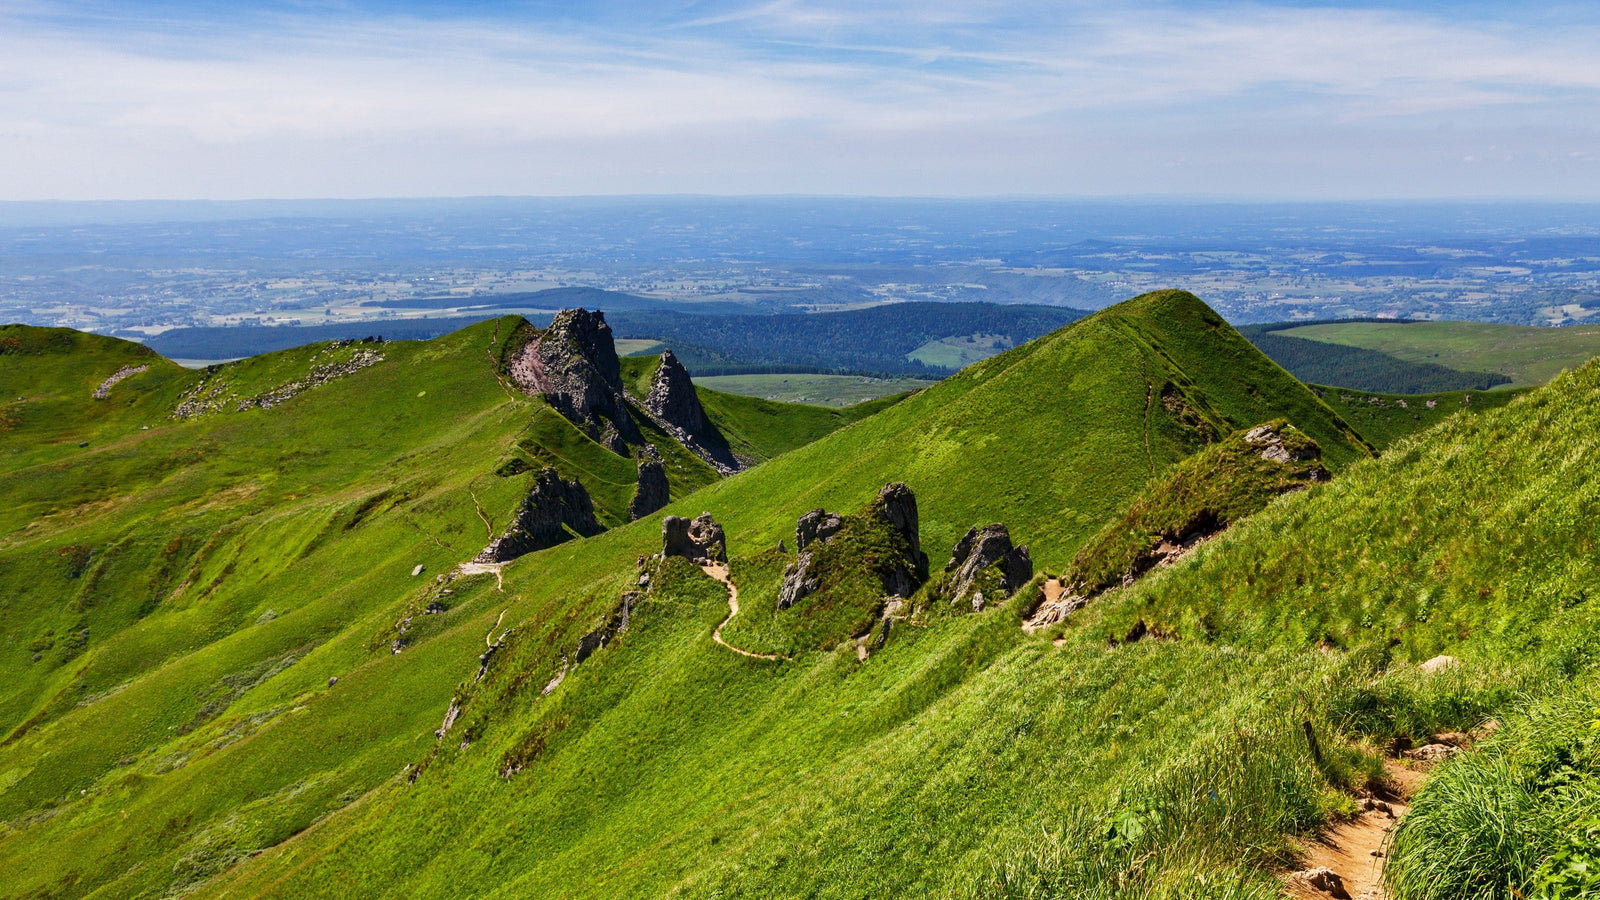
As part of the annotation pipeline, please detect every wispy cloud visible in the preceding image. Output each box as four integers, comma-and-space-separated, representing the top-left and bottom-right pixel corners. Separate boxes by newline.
3, 1, 1599, 198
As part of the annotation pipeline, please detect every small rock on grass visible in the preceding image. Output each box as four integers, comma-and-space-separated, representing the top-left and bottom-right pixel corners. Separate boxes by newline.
1291, 867, 1351, 899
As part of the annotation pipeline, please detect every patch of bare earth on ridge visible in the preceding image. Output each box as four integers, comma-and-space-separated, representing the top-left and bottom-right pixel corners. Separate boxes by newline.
1285, 719, 1487, 900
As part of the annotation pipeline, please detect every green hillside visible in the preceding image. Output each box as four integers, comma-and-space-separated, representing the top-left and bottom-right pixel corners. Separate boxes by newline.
1309, 383, 1526, 450
0, 290, 1385, 899
1275, 320, 1600, 389
1239, 321, 1512, 394
14, 288, 1597, 899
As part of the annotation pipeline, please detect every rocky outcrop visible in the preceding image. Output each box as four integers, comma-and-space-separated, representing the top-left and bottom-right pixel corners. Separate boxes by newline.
575, 591, 639, 663
629, 444, 670, 520
646, 350, 710, 433
795, 508, 844, 551
777, 552, 818, 610
93, 364, 148, 399
1245, 422, 1327, 473
475, 468, 604, 563
870, 482, 928, 585
661, 512, 727, 564
507, 308, 641, 454
639, 349, 742, 475
945, 523, 1033, 610
778, 483, 929, 610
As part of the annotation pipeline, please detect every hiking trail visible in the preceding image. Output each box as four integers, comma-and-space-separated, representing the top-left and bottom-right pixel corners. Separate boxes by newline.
1286, 759, 1426, 900
702, 564, 784, 661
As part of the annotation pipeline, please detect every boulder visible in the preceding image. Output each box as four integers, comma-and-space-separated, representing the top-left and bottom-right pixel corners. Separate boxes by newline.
475, 468, 604, 563
661, 512, 726, 563
1291, 867, 1351, 899
795, 508, 844, 551
628, 444, 670, 520
1419, 654, 1459, 674
945, 523, 1033, 605
777, 552, 818, 610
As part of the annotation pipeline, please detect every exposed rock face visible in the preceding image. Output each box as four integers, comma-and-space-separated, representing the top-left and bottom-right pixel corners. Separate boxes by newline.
945, 523, 1033, 607
575, 591, 639, 663
778, 483, 929, 610
795, 508, 844, 551
661, 512, 727, 564
639, 349, 743, 475
1245, 422, 1324, 470
629, 444, 670, 520
777, 552, 818, 610
646, 350, 710, 433
870, 482, 927, 581
508, 308, 641, 454
475, 467, 604, 563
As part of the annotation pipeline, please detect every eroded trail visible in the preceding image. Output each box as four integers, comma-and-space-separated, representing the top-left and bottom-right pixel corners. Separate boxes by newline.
702, 564, 784, 661
455, 560, 504, 591
1287, 760, 1424, 900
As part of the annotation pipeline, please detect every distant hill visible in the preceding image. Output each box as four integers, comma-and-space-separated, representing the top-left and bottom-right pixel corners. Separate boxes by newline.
605, 301, 1087, 375
1267, 319, 1600, 389
1238, 319, 1513, 393
143, 299, 1087, 375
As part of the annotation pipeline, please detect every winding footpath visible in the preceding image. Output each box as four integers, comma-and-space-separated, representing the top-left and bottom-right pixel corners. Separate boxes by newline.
702, 564, 784, 661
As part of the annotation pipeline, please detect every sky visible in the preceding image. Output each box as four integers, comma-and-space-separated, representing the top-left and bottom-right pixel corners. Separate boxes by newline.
3, 1, 1600, 201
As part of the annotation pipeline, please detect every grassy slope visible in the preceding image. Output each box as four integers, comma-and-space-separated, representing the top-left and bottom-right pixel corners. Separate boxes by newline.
171, 306, 1600, 900
1279, 320, 1600, 389
0, 312, 904, 900
0, 288, 1365, 900
1068, 359, 1600, 898
1310, 384, 1526, 451
0, 291, 1382, 899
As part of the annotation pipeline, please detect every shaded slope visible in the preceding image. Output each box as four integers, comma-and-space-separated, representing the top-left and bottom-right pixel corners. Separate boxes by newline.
1241, 324, 1510, 393
1308, 383, 1525, 451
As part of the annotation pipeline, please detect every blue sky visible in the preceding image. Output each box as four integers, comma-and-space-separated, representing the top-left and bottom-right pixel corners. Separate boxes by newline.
3, 1, 1599, 200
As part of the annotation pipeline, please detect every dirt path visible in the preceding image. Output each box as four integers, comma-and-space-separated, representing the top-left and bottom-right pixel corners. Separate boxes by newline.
456, 560, 505, 591
467, 480, 495, 540
702, 564, 784, 661
1287, 760, 1421, 900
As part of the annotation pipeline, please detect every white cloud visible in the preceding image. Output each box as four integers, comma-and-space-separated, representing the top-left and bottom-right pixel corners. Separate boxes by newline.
1, 2, 1599, 198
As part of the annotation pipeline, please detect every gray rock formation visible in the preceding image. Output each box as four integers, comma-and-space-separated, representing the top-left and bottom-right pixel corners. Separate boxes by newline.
629, 444, 670, 520
475, 467, 604, 563
777, 552, 817, 610
575, 591, 639, 663
778, 483, 929, 610
661, 512, 727, 563
507, 308, 641, 454
945, 523, 1033, 607
795, 508, 844, 551
639, 349, 743, 475
646, 349, 710, 433
1244, 422, 1324, 469
870, 482, 927, 578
